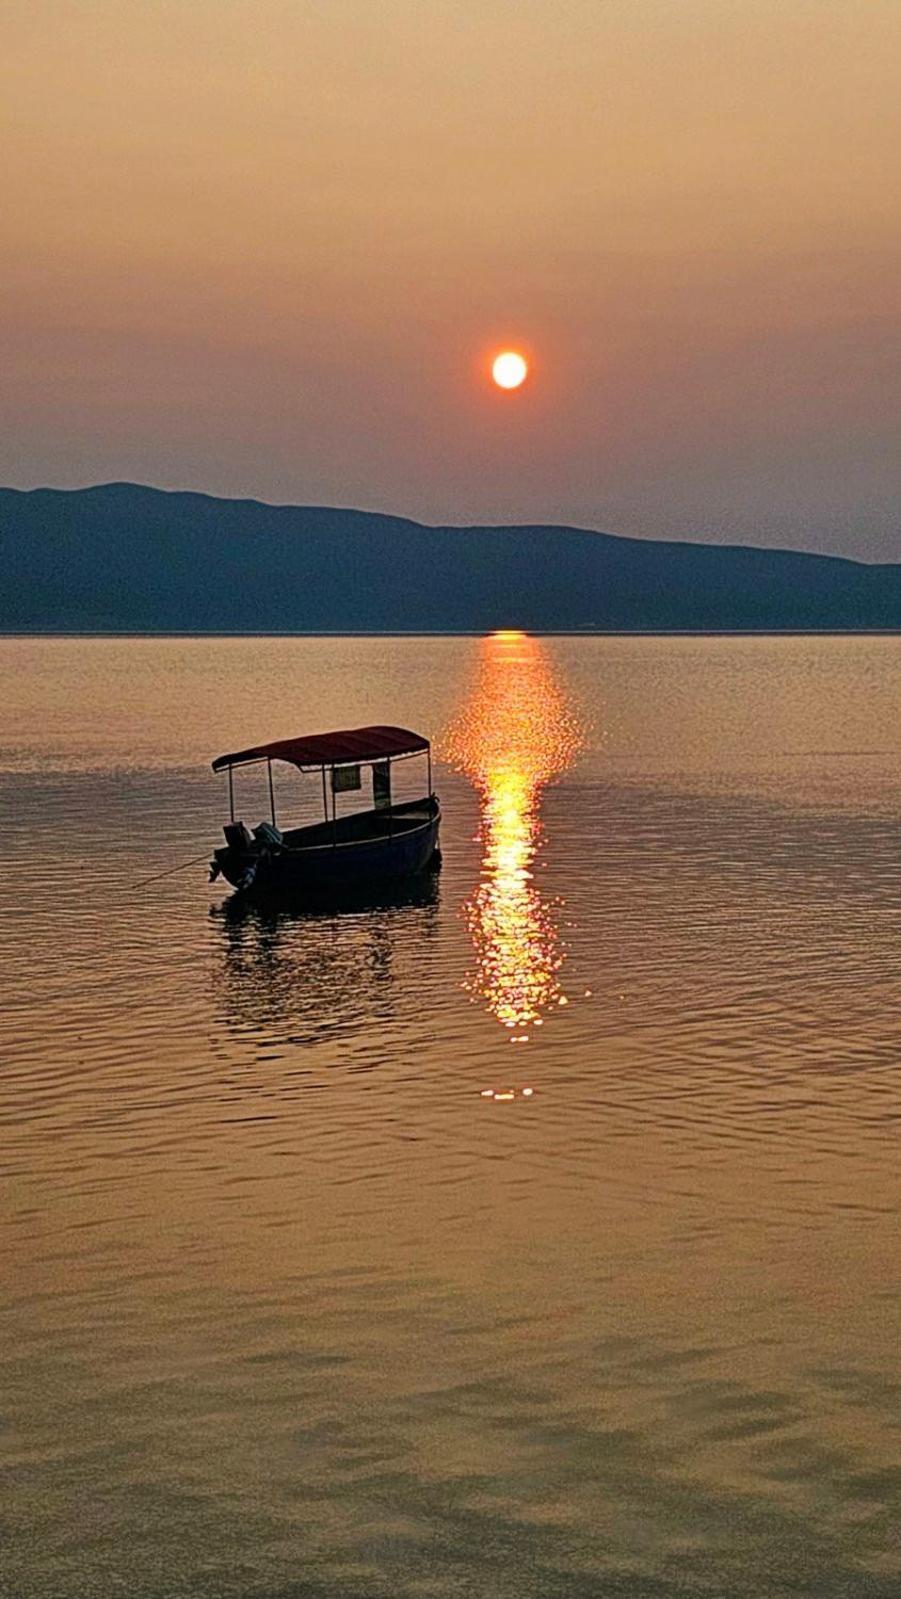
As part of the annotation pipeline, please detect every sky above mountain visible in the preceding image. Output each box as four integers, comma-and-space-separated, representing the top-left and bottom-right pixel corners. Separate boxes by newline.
2, 1, 899, 559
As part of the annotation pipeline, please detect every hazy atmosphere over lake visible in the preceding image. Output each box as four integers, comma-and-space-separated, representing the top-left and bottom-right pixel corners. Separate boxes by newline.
2, 0, 900, 555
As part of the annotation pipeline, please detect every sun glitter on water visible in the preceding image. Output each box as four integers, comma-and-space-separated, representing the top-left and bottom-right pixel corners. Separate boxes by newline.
491, 351, 528, 389
443, 632, 585, 1040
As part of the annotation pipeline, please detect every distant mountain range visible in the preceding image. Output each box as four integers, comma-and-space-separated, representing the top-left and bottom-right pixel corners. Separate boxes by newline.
1, 482, 899, 633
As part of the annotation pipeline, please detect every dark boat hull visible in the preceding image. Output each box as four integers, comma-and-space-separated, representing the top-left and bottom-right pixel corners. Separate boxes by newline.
214, 804, 441, 901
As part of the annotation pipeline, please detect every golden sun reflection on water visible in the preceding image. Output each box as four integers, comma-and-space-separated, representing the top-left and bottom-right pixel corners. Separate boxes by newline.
444, 632, 585, 1040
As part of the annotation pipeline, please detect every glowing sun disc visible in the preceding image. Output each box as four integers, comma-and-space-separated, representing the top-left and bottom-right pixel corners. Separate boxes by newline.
492, 351, 528, 389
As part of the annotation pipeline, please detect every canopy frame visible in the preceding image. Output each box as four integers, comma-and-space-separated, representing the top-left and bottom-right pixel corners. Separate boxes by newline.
215, 726, 432, 843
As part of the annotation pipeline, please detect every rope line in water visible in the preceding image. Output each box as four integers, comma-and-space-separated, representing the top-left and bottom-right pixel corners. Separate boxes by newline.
129, 852, 211, 889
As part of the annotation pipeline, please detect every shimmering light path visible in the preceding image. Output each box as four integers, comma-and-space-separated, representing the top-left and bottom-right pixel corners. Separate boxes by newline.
444, 631, 585, 1040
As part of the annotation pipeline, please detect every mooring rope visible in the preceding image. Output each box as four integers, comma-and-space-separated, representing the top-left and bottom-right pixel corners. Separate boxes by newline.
129, 852, 212, 889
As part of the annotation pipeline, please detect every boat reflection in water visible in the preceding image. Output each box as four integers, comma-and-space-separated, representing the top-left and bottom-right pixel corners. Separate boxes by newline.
211, 875, 440, 1047
445, 631, 585, 1041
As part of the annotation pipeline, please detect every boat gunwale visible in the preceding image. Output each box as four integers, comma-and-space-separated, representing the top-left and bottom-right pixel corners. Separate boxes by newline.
274, 810, 438, 857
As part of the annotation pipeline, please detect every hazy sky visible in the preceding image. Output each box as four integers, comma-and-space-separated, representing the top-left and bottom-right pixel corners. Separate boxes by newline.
2, 0, 899, 557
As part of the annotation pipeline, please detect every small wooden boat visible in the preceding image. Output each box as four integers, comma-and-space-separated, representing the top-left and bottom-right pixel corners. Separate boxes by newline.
209, 725, 441, 899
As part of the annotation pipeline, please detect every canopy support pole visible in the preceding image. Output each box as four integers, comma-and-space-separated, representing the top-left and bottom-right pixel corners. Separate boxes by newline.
267, 758, 277, 826
321, 766, 328, 823
387, 757, 393, 837
427, 747, 432, 801
331, 765, 337, 848
228, 765, 235, 823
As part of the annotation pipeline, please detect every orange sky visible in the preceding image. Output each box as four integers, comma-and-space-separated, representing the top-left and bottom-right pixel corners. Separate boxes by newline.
2, 0, 899, 556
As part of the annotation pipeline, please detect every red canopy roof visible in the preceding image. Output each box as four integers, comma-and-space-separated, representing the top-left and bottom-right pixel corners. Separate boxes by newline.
212, 725, 429, 772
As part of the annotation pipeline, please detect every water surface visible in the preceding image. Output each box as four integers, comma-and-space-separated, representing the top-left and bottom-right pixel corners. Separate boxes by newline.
2, 634, 899, 1598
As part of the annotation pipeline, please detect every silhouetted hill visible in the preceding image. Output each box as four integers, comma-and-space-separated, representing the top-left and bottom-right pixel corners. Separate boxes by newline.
1, 483, 899, 633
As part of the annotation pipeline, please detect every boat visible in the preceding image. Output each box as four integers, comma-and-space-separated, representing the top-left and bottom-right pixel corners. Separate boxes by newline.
209, 725, 441, 899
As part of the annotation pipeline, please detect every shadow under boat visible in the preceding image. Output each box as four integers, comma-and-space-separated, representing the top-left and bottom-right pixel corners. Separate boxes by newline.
213, 865, 441, 925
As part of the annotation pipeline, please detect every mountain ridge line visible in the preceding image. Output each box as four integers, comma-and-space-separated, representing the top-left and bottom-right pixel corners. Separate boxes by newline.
2, 482, 898, 632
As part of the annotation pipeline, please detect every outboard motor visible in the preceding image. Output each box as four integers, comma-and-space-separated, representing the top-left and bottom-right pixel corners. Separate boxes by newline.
224, 820, 253, 851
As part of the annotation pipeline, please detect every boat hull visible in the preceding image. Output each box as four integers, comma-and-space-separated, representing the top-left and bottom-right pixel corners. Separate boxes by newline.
215, 809, 441, 901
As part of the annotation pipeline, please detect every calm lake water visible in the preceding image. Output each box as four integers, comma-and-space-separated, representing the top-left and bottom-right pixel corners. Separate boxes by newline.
2, 634, 900, 1599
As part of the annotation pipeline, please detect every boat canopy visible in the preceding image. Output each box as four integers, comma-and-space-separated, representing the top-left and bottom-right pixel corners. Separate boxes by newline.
212, 725, 429, 773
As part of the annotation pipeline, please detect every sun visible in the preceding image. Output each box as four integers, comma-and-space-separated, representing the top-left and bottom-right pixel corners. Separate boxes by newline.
492, 350, 528, 390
